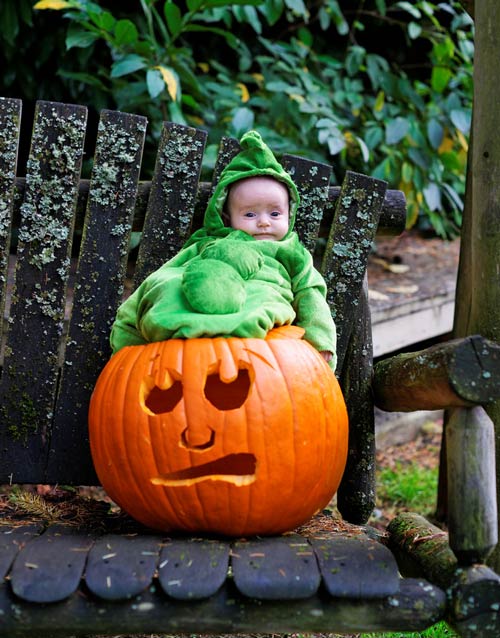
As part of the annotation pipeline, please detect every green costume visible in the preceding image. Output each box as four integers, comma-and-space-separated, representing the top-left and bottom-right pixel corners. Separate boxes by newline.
110, 131, 337, 369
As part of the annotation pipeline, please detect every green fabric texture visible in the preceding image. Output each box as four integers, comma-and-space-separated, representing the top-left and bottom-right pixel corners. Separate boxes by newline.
110, 130, 337, 369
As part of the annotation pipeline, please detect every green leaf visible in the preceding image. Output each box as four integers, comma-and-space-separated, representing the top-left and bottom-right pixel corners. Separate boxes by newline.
365, 126, 383, 149
431, 66, 452, 93
184, 25, 238, 48
231, 107, 254, 135
58, 69, 107, 89
146, 68, 165, 98
385, 117, 409, 144
197, 0, 263, 6
284, 0, 308, 18
89, 10, 115, 31
395, 1, 421, 19
423, 182, 441, 211
66, 29, 100, 50
354, 134, 370, 163
427, 119, 444, 150
450, 108, 471, 134
164, 2, 182, 37
375, 0, 386, 15
115, 19, 138, 45
408, 21, 422, 39
259, 0, 284, 25
345, 46, 365, 77
1, 2, 20, 45
111, 54, 147, 77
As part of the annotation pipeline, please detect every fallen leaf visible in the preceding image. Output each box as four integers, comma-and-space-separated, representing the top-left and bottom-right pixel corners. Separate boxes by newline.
368, 289, 390, 301
386, 285, 419, 294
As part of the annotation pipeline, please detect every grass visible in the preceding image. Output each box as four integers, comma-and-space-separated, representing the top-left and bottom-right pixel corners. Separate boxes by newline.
374, 460, 439, 523
358, 620, 459, 637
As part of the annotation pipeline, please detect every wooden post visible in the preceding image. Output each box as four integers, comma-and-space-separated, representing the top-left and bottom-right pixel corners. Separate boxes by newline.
443, 0, 500, 571
446, 406, 498, 564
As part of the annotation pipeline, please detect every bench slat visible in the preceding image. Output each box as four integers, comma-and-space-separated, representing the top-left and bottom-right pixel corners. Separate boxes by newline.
0, 101, 87, 484
337, 279, 377, 524
133, 122, 207, 285
48, 110, 148, 485
85, 533, 163, 600
231, 536, 321, 600
311, 534, 400, 598
0, 524, 43, 579
282, 155, 331, 254
0, 97, 21, 340
10, 524, 94, 603
158, 539, 230, 600
322, 170, 387, 374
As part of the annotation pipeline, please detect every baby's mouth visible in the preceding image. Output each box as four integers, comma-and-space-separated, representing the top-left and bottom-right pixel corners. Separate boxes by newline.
151, 453, 257, 487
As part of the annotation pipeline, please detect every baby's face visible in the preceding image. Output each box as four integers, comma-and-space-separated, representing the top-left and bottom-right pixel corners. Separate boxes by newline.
227, 176, 290, 241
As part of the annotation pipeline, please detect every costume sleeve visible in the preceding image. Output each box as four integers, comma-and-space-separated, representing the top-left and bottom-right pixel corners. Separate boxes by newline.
279, 239, 337, 370
109, 243, 201, 354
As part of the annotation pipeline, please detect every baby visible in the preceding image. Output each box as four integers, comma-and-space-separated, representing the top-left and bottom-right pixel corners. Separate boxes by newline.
110, 131, 337, 368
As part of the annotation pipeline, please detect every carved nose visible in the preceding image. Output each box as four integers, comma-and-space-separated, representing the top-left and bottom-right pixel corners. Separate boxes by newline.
181, 426, 215, 451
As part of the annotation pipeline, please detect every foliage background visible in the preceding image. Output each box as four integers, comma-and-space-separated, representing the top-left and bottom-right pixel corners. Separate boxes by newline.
0, 0, 473, 238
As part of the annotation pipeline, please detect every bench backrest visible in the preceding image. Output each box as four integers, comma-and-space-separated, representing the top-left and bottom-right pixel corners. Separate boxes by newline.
0, 98, 405, 524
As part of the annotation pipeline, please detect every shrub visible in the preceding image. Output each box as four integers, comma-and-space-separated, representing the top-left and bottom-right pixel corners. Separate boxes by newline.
30, 0, 474, 237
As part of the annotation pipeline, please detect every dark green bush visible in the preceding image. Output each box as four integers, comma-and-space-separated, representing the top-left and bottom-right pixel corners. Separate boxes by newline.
6, 1, 474, 237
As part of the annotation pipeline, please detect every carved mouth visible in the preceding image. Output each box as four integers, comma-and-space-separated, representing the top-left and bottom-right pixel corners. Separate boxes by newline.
151, 453, 257, 487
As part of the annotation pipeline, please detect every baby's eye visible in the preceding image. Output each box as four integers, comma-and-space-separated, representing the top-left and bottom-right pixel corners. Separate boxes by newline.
244, 211, 256, 218
271, 211, 282, 217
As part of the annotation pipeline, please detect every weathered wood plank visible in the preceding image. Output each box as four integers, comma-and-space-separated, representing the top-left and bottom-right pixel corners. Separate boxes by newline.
0, 525, 43, 579
337, 277, 376, 524
85, 534, 162, 600
311, 533, 399, 598
0, 577, 446, 636
231, 536, 320, 600
373, 335, 500, 412
321, 170, 387, 374
281, 155, 331, 253
133, 122, 207, 285
211, 136, 241, 186
446, 406, 498, 564
0, 101, 87, 484
10, 524, 94, 603
158, 539, 229, 600
0, 97, 21, 340
450, 564, 500, 638
47, 110, 147, 485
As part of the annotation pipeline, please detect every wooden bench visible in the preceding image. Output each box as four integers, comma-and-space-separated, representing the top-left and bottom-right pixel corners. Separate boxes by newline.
0, 97, 499, 638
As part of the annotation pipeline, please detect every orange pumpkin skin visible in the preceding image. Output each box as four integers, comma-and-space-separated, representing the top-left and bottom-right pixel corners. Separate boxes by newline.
88, 326, 348, 537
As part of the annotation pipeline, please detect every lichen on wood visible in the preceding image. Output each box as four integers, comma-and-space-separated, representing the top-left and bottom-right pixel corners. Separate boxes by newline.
0, 101, 87, 480
134, 122, 207, 284
0, 97, 22, 339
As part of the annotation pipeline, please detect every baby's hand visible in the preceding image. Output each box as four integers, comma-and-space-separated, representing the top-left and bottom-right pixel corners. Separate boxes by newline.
320, 351, 333, 363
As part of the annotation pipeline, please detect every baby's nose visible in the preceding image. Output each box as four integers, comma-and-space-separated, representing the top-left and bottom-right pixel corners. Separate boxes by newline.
258, 217, 270, 226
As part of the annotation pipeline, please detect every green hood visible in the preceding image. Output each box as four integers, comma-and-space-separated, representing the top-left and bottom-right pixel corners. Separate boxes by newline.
184, 131, 299, 247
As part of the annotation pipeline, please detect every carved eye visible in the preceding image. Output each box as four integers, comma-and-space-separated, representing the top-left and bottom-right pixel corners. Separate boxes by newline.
204, 368, 251, 410
142, 375, 183, 415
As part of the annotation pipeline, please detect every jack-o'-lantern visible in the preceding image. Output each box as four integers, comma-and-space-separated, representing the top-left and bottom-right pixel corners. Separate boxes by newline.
88, 326, 348, 537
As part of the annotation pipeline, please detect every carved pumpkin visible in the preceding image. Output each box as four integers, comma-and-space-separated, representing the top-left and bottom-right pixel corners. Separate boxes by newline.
88, 326, 348, 536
